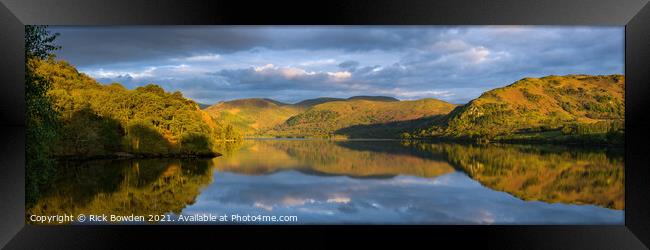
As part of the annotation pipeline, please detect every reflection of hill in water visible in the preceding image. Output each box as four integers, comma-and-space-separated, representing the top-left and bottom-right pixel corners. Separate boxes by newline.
399, 141, 624, 210
211, 140, 455, 178
212, 140, 624, 210
27, 159, 214, 224
29, 139, 624, 222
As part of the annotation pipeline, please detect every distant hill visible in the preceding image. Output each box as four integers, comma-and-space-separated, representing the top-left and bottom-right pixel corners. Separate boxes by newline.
294, 96, 398, 107
224, 98, 290, 107
294, 97, 345, 107
197, 103, 211, 109
269, 98, 457, 138
411, 74, 625, 144
347, 95, 399, 102
204, 98, 305, 136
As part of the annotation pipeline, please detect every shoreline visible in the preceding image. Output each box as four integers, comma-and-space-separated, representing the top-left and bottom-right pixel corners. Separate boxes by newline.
53, 136, 623, 162
54, 152, 222, 161
241, 136, 624, 148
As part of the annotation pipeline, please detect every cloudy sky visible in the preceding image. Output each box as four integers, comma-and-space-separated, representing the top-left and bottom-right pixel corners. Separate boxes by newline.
50, 26, 624, 104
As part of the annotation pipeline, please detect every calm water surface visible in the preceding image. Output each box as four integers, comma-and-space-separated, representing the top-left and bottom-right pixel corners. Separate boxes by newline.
29, 139, 624, 224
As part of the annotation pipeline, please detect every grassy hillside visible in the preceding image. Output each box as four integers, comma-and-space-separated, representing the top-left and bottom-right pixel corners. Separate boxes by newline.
411, 75, 624, 144
270, 98, 457, 138
336, 114, 448, 138
204, 98, 306, 136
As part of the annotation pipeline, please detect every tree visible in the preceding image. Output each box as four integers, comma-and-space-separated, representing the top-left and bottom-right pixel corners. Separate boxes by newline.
25, 26, 61, 204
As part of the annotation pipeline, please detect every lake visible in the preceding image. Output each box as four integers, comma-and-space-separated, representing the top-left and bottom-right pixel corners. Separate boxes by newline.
28, 139, 624, 224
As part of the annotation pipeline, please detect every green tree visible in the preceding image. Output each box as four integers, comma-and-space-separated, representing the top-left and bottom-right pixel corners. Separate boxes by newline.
25, 26, 60, 204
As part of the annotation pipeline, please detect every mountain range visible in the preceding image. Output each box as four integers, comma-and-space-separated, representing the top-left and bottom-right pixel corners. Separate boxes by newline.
203, 74, 625, 144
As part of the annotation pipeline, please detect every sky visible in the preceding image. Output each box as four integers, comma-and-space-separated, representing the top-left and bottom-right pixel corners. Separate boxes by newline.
49, 26, 624, 105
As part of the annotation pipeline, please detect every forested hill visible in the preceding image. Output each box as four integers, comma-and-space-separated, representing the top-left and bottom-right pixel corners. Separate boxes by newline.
34, 58, 241, 158
409, 74, 625, 145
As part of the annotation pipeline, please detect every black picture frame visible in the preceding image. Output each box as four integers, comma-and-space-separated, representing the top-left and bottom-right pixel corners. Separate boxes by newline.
1, 0, 649, 248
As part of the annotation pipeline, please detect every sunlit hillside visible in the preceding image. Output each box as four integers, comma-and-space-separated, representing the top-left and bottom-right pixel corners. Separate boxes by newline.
411, 75, 625, 144
204, 98, 307, 136
204, 96, 408, 137
33, 58, 241, 158
270, 98, 457, 138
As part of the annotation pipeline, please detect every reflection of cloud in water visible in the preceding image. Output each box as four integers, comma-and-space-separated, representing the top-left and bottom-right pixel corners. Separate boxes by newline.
253, 202, 274, 211
327, 195, 351, 204
282, 197, 316, 206
388, 175, 480, 187
181, 170, 623, 224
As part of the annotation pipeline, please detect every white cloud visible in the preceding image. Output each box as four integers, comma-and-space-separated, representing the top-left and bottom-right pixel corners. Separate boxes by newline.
174, 53, 221, 62
379, 88, 455, 99
327, 71, 352, 80
466, 46, 491, 64
86, 66, 157, 79
428, 39, 471, 52
280, 67, 315, 79
254, 63, 276, 72
298, 58, 337, 66
249, 64, 352, 82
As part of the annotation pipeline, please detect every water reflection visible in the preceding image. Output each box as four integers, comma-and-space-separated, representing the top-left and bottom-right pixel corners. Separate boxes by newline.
184, 171, 621, 224
28, 139, 624, 224
28, 158, 214, 223
399, 141, 624, 210
212, 140, 455, 178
